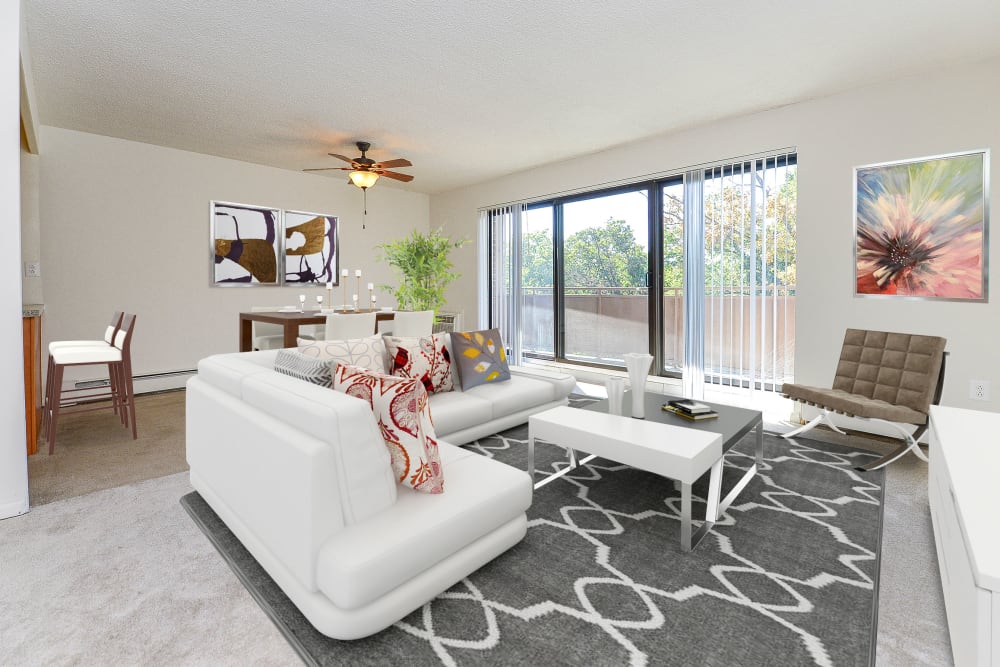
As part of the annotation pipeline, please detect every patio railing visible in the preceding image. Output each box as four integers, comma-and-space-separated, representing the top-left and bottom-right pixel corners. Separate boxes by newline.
518, 286, 796, 384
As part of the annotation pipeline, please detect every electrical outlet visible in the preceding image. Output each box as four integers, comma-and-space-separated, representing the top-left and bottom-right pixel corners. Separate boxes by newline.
23, 261, 41, 278
970, 380, 991, 401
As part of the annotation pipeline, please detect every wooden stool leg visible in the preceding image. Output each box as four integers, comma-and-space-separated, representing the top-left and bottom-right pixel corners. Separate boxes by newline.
122, 358, 137, 439
42, 354, 54, 437
47, 363, 65, 455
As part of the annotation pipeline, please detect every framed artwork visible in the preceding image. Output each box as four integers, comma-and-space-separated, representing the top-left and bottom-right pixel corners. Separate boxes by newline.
211, 201, 281, 286
283, 211, 339, 284
855, 150, 989, 301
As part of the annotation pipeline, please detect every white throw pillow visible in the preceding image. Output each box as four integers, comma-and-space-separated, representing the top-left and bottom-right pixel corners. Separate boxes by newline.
382, 332, 454, 394
297, 334, 388, 374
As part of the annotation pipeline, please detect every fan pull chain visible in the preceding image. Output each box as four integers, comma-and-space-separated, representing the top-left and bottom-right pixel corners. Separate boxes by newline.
362, 189, 368, 229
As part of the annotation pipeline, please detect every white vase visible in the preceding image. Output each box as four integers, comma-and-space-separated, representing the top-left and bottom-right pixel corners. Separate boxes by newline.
605, 377, 625, 416
623, 353, 653, 418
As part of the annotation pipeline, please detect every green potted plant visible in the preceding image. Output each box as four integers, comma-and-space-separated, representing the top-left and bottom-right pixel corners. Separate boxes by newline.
378, 228, 468, 314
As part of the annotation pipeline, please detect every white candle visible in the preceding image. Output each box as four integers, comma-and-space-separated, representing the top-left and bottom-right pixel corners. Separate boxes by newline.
355, 269, 362, 277
352, 293, 358, 302
325, 282, 332, 290
367, 282, 374, 290
341, 269, 349, 278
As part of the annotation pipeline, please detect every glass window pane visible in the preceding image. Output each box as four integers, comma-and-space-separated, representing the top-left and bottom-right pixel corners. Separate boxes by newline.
662, 180, 684, 373
562, 190, 649, 366
521, 205, 554, 358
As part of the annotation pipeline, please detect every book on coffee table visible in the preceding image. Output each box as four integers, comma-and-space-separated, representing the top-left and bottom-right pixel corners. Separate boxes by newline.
667, 399, 713, 415
662, 404, 719, 421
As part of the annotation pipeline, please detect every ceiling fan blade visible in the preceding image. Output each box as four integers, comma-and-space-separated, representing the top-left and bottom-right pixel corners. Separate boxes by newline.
327, 153, 355, 164
378, 170, 414, 182
303, 166, 352, 172
373, 158, 412, 169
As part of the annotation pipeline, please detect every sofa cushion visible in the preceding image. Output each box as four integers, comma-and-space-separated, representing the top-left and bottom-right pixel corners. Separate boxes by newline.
465, 374, 560, 420
196, 351, 276, 398
274, 349, 335, 388
315, 442, 531, 610
427, 389, 494, 437
334, 365, 445, 494
450, 328, 511, 390
239, 370, 397, 527
383, 332, 454, 394
297, 334, 387, 374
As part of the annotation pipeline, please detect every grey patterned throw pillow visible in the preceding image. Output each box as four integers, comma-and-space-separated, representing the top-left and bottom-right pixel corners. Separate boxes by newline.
274, 349, 335, 388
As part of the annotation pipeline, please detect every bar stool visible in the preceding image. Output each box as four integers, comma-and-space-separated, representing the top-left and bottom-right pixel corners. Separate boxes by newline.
44, 314, 138, 455
45, 311, 125, 432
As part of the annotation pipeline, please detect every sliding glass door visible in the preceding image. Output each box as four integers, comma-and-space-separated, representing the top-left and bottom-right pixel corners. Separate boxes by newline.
561, 189, 650, 366
484, 150, 796, 393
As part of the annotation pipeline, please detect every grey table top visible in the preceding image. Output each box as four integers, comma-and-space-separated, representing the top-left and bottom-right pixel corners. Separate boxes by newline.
583, 390, 762, 453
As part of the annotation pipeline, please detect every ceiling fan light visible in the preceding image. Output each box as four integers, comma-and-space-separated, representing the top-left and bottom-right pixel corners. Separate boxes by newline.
349, 170, 379, 189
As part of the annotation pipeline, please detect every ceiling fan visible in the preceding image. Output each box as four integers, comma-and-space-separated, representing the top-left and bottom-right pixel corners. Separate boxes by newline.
304, 141, 414, 189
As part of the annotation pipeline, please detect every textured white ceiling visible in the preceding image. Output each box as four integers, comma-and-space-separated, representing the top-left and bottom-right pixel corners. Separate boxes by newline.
23, 1, 1000, 194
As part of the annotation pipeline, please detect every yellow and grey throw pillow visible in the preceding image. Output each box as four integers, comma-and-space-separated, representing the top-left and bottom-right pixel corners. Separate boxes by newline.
450, 328, 511, 390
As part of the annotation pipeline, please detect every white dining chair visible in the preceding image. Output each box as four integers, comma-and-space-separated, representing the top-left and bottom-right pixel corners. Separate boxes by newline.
391, 310, 435, 337
251, 306, 315, 349
324, 312, 377, 340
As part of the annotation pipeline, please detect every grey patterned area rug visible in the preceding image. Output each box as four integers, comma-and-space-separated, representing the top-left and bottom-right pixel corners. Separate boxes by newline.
182, 416, 884, 667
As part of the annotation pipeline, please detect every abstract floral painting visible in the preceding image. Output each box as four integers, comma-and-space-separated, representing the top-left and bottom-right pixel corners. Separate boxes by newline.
212, 201, 281, 285
283, 211, 338, 284
855, 151, 988, 301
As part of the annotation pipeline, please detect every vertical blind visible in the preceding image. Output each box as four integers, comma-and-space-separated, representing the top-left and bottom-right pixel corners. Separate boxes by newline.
479, 202, 527, 364
701, 152, 796, 392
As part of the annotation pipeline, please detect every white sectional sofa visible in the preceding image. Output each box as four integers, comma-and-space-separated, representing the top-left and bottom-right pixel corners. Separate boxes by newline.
185, 349, 575, 640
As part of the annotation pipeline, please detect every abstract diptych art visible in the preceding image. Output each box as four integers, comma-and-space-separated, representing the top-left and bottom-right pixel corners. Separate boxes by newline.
212, 202, 281, 285
284, 211, 338, 284
211, 201, 339, 286
854, 150, 989, 301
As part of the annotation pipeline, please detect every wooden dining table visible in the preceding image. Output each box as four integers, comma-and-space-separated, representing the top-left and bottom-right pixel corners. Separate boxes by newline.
238, 309, 395, 352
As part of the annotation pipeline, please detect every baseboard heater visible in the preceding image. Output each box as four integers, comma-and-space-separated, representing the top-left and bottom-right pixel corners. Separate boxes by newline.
75, 368, 196, 392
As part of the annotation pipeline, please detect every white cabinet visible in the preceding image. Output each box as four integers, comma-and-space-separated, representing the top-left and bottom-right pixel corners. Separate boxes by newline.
928, 406, 1000, 667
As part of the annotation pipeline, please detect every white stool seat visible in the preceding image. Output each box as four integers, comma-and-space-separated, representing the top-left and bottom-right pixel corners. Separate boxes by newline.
52, 346, 123, 364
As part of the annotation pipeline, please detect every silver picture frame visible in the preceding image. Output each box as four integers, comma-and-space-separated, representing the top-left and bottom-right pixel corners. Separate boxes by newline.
853, 149, 989, 302
210, 200, 283, 287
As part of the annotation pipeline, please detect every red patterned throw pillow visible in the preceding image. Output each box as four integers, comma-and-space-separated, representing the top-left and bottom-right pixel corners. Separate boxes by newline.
333, 364, 444, 494
382, 332, 454, 394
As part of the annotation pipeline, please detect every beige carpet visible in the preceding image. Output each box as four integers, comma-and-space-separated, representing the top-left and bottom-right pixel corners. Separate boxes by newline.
27, 391, 188, 506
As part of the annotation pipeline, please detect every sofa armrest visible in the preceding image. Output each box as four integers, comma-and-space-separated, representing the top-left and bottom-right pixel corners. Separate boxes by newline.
509, 365, 576, 398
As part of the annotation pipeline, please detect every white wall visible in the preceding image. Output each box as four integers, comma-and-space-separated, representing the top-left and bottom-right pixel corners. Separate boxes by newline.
21, 146, 41, 304
432, 56, 1000, 412
2, 1, 29, 519
39, 127, 429, 388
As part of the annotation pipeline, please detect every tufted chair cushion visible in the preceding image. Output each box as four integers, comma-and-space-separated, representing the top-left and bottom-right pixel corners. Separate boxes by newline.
831, 329, 946, 414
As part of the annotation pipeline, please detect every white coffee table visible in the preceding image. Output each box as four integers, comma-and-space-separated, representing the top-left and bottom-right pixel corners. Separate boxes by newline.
528, 405, 726, 551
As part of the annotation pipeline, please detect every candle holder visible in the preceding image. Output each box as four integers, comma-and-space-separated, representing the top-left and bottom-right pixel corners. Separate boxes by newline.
326, 282, 333, 309
356, 276, 361, 307
342, 270, 349, 309
298, 294, 306, 312
316, 295, 324, 311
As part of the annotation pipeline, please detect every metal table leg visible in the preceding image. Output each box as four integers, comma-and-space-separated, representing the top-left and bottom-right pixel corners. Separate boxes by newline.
681, 458, 723, 552
717, 417, 764, 518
